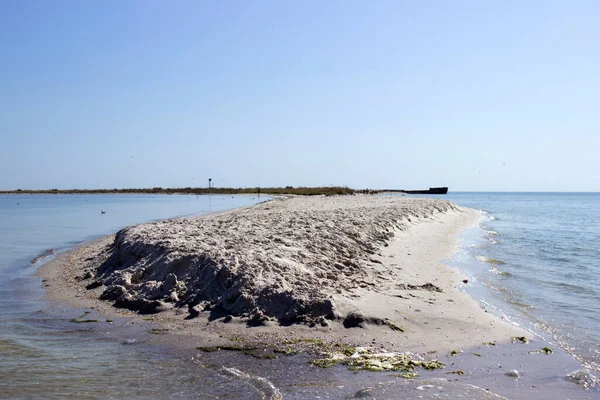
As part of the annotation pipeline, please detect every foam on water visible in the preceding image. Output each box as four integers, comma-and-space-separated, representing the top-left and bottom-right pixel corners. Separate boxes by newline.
566, 369, 600, 390
489, 265, 511, 276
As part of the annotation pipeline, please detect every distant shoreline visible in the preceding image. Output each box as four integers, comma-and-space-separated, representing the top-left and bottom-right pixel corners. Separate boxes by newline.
0, 186, 354, 196
0, 186, 458, 196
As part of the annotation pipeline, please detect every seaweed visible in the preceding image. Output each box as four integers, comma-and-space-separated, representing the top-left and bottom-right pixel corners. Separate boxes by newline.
197, 346, 220, 352
196, 344, 257, 353
220, 345, 257, 351
396, 371, 418, 379
309, 347, 444, 372
228, 335, 245, 343
70, 318, 98, 323
302, 338, 325, 345
70, 311, 98, 323
388, 322, 405, 332
243, 351, 278, 360
148, 328, 169, 335
273, 346, 298, 355
446, 370, 465, 375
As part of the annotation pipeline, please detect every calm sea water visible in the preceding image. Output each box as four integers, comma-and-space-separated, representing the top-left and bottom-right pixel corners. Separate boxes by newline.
0, 194, 272, 399
441, 192, 600, 373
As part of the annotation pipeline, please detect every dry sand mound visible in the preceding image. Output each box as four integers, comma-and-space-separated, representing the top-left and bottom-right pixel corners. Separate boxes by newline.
81, 196, 457, 325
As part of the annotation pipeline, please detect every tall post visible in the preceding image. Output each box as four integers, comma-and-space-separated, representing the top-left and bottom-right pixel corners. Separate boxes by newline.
208, 178, 212, 189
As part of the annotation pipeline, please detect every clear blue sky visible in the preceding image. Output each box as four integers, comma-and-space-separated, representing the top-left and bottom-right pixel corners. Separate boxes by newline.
1, 1, 598, 191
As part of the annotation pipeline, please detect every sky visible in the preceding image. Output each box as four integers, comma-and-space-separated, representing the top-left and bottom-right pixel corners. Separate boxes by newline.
1, 1, 599, 192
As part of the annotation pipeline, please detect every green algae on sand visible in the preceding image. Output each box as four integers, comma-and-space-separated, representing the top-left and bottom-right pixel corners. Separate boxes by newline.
310, 347, 444, 372
387, 322, 405, 332
273, 346, 298, 355
70, 311, 98, 323
527, 346, 553, 355
446, 370, 465, 375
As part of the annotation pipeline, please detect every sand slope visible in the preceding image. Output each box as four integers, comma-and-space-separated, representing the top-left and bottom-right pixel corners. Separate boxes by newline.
82, 196, 452, 323
41, 195, 526, 354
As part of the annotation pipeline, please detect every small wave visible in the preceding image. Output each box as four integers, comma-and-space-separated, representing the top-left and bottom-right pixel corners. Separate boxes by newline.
546, 280, 597, 296
565, 369, 599, 390
30, 249, 56, 265
0, 338, 50, 359
476, 255, 506, 265
490, 266, 512, 276
220, 367, 283, 399
567, 246, 598, 254
486, 237, 500, 245
506, 299, 532, 310
477, 210, 497, 224
480, 281, 510, 294
486, 230, 499, 236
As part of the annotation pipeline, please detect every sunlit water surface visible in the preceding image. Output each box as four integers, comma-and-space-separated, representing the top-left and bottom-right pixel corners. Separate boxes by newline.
433, 192, 600, 373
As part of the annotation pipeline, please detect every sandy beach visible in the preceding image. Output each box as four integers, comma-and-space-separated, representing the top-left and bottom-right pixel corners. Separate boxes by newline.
39, 195, 526, 353
38, 195, 599, 399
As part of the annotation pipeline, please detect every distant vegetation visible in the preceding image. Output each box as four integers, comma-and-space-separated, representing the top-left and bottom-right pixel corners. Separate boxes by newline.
0, 186, 356, 196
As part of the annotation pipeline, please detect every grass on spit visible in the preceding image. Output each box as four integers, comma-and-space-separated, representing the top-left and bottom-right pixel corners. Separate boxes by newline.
2, 186, 355, 196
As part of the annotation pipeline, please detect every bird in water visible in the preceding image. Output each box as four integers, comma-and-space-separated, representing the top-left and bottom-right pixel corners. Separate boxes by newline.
101, 210, 106, 214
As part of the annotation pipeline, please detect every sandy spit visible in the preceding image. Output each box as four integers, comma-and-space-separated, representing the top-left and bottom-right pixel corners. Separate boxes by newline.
39, 195, 525, 354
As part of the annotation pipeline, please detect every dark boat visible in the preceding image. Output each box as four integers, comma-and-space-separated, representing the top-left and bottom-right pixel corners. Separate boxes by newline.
400, 187, 448, 195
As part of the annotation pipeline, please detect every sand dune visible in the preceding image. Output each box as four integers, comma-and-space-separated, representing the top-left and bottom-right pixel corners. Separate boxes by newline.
42, 195, 526, 355
82, 196, 454, 324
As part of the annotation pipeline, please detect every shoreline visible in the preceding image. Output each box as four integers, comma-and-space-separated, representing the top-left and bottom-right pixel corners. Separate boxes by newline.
0, 186, 354, 196
37, 195, 597, 398
39, 196, 525, 351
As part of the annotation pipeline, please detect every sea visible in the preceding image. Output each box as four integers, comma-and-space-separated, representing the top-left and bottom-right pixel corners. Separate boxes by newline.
0, 194, 274, 399
441, 192, 600, 374
0, 192, 598, 398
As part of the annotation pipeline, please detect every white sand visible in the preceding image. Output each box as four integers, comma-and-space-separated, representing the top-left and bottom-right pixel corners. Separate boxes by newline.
39, 195, 526, 354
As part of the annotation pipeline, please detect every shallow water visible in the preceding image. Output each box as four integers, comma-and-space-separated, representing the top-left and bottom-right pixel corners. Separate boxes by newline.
436, 193, 600, 374
0, 194, 270, 399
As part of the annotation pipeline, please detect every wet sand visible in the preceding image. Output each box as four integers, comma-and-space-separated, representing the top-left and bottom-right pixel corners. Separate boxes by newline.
38, 195, 599, 399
